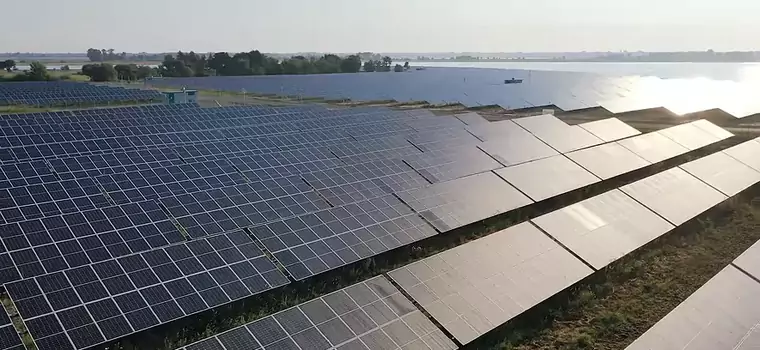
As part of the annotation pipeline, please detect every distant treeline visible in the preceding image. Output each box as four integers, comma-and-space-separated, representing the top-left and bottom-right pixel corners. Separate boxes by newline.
157, 50, 370, 77
84, 48, 408, 80
0, 62, 68, 82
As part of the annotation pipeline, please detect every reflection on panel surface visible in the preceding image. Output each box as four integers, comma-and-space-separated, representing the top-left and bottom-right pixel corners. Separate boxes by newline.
657, 122, 725, 150
620, 167, 727, 225
617, 132, 690, 164
388, 222, 593, 345
723, 138, 760, 172
477, 134, 559, 167
495, 155, 600, 202
625, 266, 760, 350
680, 150, 760, 196
566, 143, 651, 180
532, 190, 674, 269
733, 240, 760, 282
396, 172, 532, 232
465, 119, 530, 142
180, 276, 457, 350
578, 118, 641, 143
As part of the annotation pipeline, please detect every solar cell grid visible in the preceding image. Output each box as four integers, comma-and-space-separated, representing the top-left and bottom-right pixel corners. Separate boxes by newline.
0, 200, 184, 284
161, 176, 331, 238
180, 276, 456, 350
97, 159, 249, 205
0, 177, 112, 224
388, 222, 593, 344
0, 325, 22, 350
477, 132, 559, 167
257, 195, 437, 280
5, 230, 288, 350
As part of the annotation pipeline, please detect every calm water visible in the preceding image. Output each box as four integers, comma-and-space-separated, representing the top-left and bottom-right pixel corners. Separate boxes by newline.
406, 61, 760, 82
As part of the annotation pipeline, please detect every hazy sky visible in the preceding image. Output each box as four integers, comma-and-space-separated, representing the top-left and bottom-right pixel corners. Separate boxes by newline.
4, 0, 759, 53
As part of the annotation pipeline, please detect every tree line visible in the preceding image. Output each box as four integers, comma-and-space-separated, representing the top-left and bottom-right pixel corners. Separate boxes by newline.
155, 50, 367, 77
81, 48, 408, 80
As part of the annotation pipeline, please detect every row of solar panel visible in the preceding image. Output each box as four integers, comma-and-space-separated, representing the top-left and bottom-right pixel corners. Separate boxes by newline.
626, 238, 760, 349
0, 117, 736, 350
0, 108, 465, 162
175, 137, 760, 350
151, 68, 760, 118
0, 117, 730, 285
0, 82, 162, 107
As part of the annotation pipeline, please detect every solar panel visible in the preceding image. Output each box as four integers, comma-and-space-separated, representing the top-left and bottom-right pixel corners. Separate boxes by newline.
494, 155, 600, 202
0, 311, 22, 350
464, 119, 530, 142
733, 240, 760, 281
253, 195, 437, 280
4, 230, 289, 350
477, 133, 559, 167
577, 118, 641, 142
512, 114, 567, 134
625, 265, 760, 350
396, 172, 532, 232
692, 119, 735, 140
179, 276, 457, 350
453, 112, 488, 125
620, 167, 727, 225
532, 189, 674, 269
532, 125, 605, 153
402, 148, 502, 183
658, 121, 728, 150
722, 138, 760, 172
617, 131, 690, 164
566, 142, 651, 180
388, 222, 593, 344
680, 149, 760, 196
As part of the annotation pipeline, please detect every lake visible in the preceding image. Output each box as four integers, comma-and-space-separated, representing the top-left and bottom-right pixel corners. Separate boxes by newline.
403, 61, 760, 82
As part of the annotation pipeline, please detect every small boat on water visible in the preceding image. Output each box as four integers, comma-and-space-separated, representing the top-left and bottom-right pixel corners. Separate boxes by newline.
505, 78, 523, 84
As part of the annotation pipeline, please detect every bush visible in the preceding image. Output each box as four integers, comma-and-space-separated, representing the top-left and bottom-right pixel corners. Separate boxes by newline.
393, 64, 404, 72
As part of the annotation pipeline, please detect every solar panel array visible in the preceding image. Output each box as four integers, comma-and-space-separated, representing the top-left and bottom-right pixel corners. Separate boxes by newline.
150, 68, 760, 117
179, 276, 457, 350
0, 82, 162, 107
0, 99, 742, 350
625, 138, 760, 350
388, 138, 760, 346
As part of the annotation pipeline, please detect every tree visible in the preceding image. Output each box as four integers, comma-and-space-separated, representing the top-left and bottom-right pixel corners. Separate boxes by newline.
27, 62, 50, 81
87, 48, 103, 62
136, 65, 156, 80
81, 63, 117, 81
394, 64, 404, 72
1, 60, 15, 72
341, 55, 362, 73
363, 60, 376, 72
159, 55, 193, 77
382, 56, 392, 68
61, 65, 70, 71
114, 64, 138, 80
404, 61, 410, 70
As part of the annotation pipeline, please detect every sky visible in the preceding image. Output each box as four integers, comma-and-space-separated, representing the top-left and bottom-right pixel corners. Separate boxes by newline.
3, 0, 759, 53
